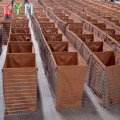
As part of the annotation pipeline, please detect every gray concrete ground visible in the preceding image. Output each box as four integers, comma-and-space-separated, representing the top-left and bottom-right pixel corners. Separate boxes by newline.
0, 20, 120, 120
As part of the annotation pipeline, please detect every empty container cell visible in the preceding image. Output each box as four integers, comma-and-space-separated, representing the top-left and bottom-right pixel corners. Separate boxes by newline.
88, 19, 98, 24
85, 41, 112, 52
77, 34, 94, 42
68, 23, 83, 34
93, 23, 106, 29
41, 28, 58, 34
58, 16, 69, 20
47, 41, 69, 52
39, 22, 55, 28
110, 19, 119, 24
10, 28, 30, 34
7, 42, 34, 53
102, 17, 111, 20
101, 28, 115, 34
109, 34, 120, 43
44, 33, 62, 41
55, 13, 66, 17
11, 22, 28, 28
9, 34, 31, 42
37, 18, 50, 22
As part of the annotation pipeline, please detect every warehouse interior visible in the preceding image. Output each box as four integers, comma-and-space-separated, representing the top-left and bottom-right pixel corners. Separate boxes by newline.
0, 0, 120, 120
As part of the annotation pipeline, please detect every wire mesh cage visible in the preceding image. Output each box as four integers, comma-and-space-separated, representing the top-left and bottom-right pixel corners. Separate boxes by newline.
32, 1, 88, 109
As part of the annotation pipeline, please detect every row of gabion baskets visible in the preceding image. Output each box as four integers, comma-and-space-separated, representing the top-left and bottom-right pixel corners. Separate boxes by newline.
39, 0, 120, 108
2, 1, 37, 115
31, 0, 88, 109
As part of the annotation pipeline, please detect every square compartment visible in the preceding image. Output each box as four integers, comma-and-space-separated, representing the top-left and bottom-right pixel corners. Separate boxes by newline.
7, 42, 34, 53
9, 34, 31, 42
44, 33, 62, 41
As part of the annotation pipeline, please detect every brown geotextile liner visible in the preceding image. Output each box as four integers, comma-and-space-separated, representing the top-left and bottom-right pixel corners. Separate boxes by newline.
77, 34, 94, 42
68, 23, 83, 34
100, 28, 115, 34
40, 22, 55, 28
3, 53, 37, 115
37, 18, 50, 22
109, 34, 120, 43
33, 3, 88, 109
10, 28, 30, 34
7, 42, 35, 53
41, 28, 58, 34
47, 41, 68, 52
85, 41, 112, 52
11, 23, 28, 28
44, 33, 62, 41
9, 34, 31, 42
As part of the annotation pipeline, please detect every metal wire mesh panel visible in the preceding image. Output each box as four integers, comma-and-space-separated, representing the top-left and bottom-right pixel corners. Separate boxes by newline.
3, 67, 37, 115
0, 24, 2, 54
2, 23, 10, 45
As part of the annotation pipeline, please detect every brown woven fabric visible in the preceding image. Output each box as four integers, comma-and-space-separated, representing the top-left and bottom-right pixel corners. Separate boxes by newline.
44, 33, 62, 41
42, 28, 58, 34
47, 41, 68, 52
9, 34, 31, 42
11, 23, 28, 28
7, 42, 34, 53
11, 28, 30, 34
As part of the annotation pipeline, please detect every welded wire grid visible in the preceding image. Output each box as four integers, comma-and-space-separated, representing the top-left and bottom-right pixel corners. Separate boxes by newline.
87, 53, 120, 108
0, 24, 2, 54
88, 57, 105, 107
104, 65, 120, 107
66, 28, 77, 48
3, 70, 37, 115
2, 23, 11, 45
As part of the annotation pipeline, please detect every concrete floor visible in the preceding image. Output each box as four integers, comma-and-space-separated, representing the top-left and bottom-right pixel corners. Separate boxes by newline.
0, 20, 120, 120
